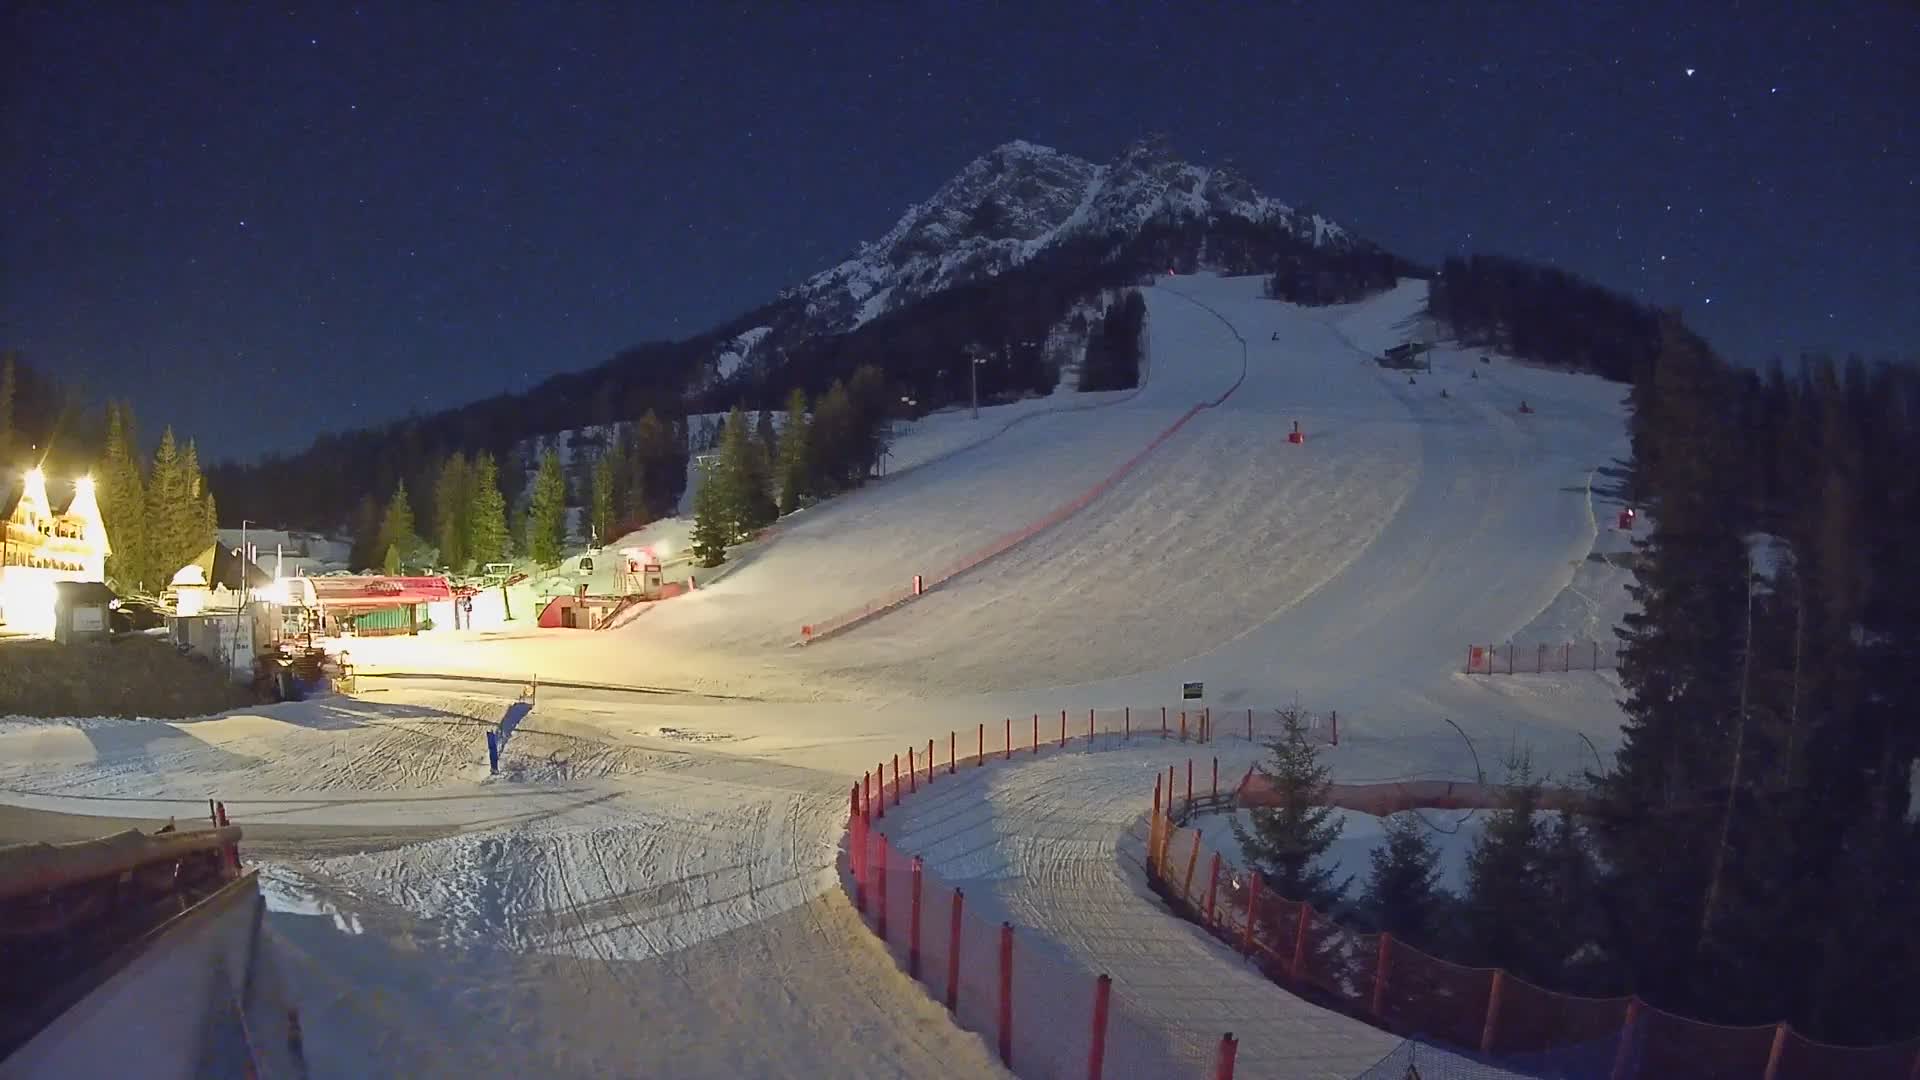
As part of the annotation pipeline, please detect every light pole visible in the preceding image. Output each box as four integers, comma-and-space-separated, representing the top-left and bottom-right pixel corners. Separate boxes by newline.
239, 520, 252, 608
968, 349, 988, 420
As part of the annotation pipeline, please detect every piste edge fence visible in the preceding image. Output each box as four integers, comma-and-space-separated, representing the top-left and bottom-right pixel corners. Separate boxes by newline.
838, 703, 1327, 1078
1465, 639, 1620, 675
1147, 784, 1920, 1080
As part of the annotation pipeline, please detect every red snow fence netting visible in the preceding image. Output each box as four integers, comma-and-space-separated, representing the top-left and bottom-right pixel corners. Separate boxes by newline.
1464, 639, 1620, 675
802, 300, 1251, 647
840, 705, 1295, 1078
1147, 791, 1920, 1080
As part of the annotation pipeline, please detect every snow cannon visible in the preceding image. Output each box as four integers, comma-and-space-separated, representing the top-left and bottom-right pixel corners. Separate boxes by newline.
1288, 421, 1305, 445
1519, 400, 1535, 414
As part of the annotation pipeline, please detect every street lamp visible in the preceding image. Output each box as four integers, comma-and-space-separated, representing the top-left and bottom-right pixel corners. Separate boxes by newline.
968, 349, 989, 420
239, 520, 252, 608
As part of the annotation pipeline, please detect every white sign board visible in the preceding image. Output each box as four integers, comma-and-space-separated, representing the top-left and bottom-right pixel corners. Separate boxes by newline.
72, 606, 106, 633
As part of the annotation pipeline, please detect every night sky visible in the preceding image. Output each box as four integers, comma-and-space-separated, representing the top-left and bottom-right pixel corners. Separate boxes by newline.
5, 3, 1915, 461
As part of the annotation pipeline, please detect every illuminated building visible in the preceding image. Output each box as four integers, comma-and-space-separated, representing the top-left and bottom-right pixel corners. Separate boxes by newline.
0, 470, 110, 635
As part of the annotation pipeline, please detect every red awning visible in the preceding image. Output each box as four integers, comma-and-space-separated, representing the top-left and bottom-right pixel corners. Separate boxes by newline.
307, 575, 452, 608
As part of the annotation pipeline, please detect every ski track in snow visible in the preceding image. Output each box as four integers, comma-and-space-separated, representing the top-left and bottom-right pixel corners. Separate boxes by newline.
2, 275, 1637, 1078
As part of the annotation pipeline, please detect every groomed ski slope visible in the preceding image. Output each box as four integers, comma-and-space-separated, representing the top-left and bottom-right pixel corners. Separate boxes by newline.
1, 275, 1636, 1078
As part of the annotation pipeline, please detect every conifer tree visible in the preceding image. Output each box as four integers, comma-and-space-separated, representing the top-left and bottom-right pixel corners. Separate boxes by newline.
524, 449, 568, 565
591, 448, 616, 545
777, 388, 811, 514
1362, 813, 1447, 943
99, 403, 149, 592
434, 453, 471, 571
631, 410, 676, 518
1462, 753, 1554, 980
377, 479, 419, 571
689, 459, 728, 568
756, 409, 777, 469
144, 428, 191, 585
809, 380, 855, 494
466, 452, 511, 566
716, 406, 775, 541
1231, 708, 1347, 905
349, 494, 381, 571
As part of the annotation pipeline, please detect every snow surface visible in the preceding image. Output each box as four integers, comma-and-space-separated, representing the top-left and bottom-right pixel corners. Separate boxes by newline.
2, 274, 1640, 1077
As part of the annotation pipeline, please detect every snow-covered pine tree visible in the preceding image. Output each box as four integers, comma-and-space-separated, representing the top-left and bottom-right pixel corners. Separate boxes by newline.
1231, 708, 1347, 906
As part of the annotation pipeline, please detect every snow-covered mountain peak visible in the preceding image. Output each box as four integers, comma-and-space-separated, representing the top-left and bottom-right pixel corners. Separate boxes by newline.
788, 138, 1361, 332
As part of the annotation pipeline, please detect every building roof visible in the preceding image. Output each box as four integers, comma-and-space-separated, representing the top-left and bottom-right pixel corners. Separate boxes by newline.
307, 575, 452, 608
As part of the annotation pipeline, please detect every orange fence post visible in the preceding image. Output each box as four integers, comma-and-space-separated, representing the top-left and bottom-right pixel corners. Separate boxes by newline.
1124, 706, 1130, 739
1761, 1023, 1790, 1080
1241, 873, 1261, 954
1149, 777, 1163, 881
928, 738, 935, 784
877, 763, 886, 819
1005, 717, 1011, 760
1059, 709, 1067, 748
1033, 714, 1039, 754
875, 835, 889, 940
1168, 765, 1176, 812
1088, 707, 1095, 743
1180, 710, 1188, 741
1480, 969, 1507, 1054
950, 731, 956, 775
1610, 997, 1641, 1080
1086, 973, 1115, 1080
1183, 830, 1204, 901
1290, 904, 1311, 982
1161, 706, 1168, 738
998, 922, 1014, 1067
1372, 933, 1393, 1020
850, 785, 866, 914
893, 755, 901, 805
863, 772, 872, 824
909, 855, 924, 979
1186, 759, 1193, 804
908, 746, 917, 793
1213, 1033, 1238, 1080
1204, 853, 1222, 924
978, 723, 984, 765
946, 888, 964, 1010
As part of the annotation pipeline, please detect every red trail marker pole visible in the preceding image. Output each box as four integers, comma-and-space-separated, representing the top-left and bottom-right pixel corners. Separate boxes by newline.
1214, 1033, 1238, 1080
1241, 873, 1261, 954
909, 855, 924, 978
950, 732, 956, 775
946, 888, 965, 1010
978, 723, 984, 765
876, 763, 886, 819
893, 755, 901, 805
908, 746, 916, 793
1088, 707, 1095, 743
876, 836, 889, 940
1180, 710, 1188, 741
1247, 707, 1254, 741
1004, 717, 1011, 760
1059, 709, 1066, 749
1212, 756, 1219, 797
1087, 974, 1114, 1080
1186, 759, 1193, 804
1124, 706, 1131, 739
850, 785, 866, 914
927, 738, 934, 785
1161, 706, 1167, 738
1032, 714, 1039, 754
998, 923, 1015, 1067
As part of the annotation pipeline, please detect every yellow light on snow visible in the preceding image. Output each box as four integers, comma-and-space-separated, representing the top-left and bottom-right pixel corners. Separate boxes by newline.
0, 573, 57, 637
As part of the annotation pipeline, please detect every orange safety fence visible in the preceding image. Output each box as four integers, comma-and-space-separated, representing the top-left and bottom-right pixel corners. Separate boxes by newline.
840, 714, 1281, 1077
802, 293, 1252, 645
1465, 639, 1621, 675
1149, 787, 1920, 1080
